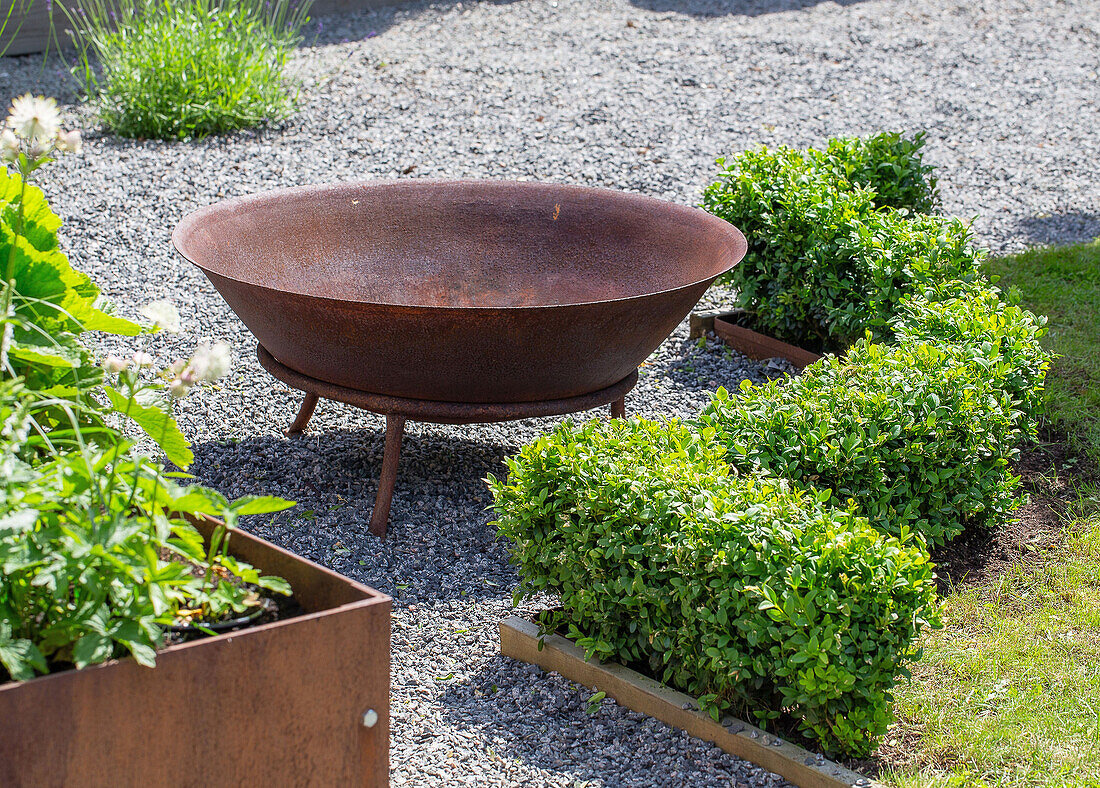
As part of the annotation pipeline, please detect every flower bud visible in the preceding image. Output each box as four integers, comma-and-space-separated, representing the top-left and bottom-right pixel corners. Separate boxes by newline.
102, 355, 128, 374
0, 129, 18, 163
132, 351, 154, 368
168, 378, 191, 399
56, 128, 82, 155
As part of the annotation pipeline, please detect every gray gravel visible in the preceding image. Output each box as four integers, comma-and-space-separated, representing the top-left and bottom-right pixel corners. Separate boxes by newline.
2, 0, 1098, 783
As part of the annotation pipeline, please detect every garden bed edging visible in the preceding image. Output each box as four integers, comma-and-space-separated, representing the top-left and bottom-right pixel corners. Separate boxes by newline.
499, 615, 878, 788
691, 309, 823, 371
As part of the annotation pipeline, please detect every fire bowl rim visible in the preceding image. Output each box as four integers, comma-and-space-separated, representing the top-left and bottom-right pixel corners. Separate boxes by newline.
172, 178, 748, 311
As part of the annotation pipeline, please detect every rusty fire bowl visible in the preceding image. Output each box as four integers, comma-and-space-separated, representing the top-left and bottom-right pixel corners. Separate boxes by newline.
173, 179, 746, 403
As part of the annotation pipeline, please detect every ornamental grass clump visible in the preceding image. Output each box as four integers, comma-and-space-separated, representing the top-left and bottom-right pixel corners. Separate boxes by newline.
71, 0, 310, 139
488, 418, 940, 757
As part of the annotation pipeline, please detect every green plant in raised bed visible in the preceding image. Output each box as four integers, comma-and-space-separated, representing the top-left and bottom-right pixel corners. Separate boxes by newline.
891, 280, 1050, 428
488, 417, 940, 757
0, 380, 291, 678
701, 136, 975, 351
0, 96, 294, 682
70, 0, 311, 139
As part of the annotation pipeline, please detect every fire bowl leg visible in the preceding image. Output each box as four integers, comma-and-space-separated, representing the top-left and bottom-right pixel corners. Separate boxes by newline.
370, 414, 407, 539
610, 396, 626, 420
287, 392, 320, 436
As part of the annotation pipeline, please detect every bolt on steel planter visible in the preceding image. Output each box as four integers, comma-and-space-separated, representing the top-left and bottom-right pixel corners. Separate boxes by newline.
174, 180, 747, 536
0, 516, 391, 788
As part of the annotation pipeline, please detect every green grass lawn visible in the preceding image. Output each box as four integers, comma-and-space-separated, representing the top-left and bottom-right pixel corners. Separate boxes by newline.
985, 239, 1100, 462
878, 239, 1100, 788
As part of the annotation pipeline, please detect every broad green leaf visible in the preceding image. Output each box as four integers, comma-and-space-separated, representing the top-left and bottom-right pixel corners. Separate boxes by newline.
104, 386, 193, 469
231, 495, 295, 516
0, 636, 47, 681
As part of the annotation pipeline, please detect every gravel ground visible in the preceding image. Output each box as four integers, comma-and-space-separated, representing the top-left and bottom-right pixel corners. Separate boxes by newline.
3, 0, 1099, 783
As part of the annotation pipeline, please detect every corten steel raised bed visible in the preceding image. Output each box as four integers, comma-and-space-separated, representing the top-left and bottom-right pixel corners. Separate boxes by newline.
690, 308, 823, 372
174, 179, 747, 537
0, 516, 391, 788
500, 616, 878, 788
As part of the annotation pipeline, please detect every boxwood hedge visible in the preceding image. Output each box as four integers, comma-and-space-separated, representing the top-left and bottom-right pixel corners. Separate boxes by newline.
700, 337, 1029, 547
488, 418, 940, 757
890, 281, 1050, 430
700, 133, 969, 351
490, 131, 1050, 759
814, 130, 939, 214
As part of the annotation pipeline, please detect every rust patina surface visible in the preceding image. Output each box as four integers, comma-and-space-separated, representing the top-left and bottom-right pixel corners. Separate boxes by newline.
173, 180, 746, 535
0, 517, 391, 787
173, 179, 746, 402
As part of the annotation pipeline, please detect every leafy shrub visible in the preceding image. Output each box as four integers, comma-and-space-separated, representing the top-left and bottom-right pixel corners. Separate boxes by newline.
890, 281, 1050, 433
72, 0, 311, 139
815, 131, 939, 214
700, 339, 1026, 547
488, 418, 940, 757
701, 139, 975, 350
1, 166, 139, 422
846, 213, 985, 343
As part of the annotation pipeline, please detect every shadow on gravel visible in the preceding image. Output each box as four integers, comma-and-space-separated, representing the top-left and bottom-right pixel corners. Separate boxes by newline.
188, 426, 525, 599
303, 0, 523, 46
626, 0, 869, 17
1016, 210, 1100, 249
436, 656, 766, 786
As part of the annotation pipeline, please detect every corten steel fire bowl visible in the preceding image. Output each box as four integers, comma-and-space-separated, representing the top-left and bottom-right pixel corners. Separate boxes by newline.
174, 180, 747, 537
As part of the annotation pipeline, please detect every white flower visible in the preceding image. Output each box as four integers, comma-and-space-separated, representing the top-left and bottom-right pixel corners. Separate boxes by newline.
0, 129, 18, 163
102, 354, 128, 374
186, 340, 232, 383
132, 351, 154, 368
7, 94, 60, 143
168, 378, 191, 399
140, 299, 181, 333
55, 128, 82, 155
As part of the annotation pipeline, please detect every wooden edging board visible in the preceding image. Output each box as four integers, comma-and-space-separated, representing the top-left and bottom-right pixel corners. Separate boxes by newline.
690, 309, 823, 372
500, 616, 879, 788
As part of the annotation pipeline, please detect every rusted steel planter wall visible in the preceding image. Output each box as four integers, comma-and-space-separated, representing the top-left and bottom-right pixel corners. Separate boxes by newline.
691, 308, 823, 371
0, 517, 391, 788
0, 0, 400, 56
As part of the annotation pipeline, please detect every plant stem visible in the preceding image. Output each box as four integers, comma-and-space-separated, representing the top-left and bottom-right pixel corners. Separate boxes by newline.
0, 171, 28, 377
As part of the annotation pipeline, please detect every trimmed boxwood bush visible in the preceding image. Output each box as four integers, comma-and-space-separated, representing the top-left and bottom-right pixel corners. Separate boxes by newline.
890, 281, 1050, 431
815, 131, 939, 214
488, 418, 940, 757
701, 133, 966, 351
490, 133, 1050, 761
700, 338, 1028, 547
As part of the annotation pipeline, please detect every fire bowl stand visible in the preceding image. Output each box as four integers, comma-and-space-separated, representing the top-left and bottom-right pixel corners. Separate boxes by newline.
258, 344, 636, 539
